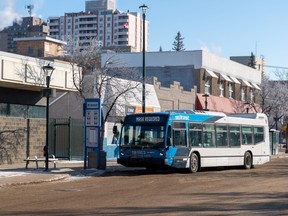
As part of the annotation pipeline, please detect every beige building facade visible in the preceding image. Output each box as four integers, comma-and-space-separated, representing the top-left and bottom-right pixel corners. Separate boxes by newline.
14, 36, 66, 58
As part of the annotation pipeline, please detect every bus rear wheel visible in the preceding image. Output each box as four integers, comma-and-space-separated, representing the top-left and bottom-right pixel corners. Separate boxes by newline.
189, 153, 200, 173
244, 152, 252, 169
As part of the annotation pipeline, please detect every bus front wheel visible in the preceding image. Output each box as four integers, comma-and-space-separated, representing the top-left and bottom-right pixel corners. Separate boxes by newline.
244, 152, 252, 169
189, 153, 200, 173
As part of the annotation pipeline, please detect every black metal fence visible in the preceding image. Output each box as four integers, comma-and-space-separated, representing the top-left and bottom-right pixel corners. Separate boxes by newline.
49, 118, 84, 160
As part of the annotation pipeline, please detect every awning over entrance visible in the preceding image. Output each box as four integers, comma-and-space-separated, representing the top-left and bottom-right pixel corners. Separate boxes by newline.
196, 94, 260, 114
220, 73, 232, 82
242, 80, 252, 87
251, 82, 261, 90
229, 76, 241, 84
205, 69, 218, 78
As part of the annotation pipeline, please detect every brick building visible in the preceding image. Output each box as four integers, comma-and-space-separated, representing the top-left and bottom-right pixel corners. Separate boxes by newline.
14, 36, 66, 58
104, 50, 262, 114
0, 17, 48, 53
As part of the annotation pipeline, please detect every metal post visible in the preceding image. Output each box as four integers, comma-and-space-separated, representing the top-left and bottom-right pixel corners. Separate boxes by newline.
244, 101, 250, 113
42, 64, 54, 171
45, 76, 50, 171
140, 4, 148, 113
286, 124, 288, 154
202, 93, 209, 111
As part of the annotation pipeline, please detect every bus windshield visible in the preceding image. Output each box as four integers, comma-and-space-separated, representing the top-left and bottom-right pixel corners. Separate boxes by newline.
120, 124, 166, 149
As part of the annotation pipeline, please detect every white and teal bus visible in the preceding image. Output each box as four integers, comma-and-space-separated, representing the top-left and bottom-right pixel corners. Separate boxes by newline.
117, 110, 270, 172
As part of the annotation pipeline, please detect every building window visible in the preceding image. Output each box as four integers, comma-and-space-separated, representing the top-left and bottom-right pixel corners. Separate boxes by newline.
241, 86, 246, 101
28, 47, 33, 56
250, 89, 254, 102
219, 80, 225, 97
205, 77, 211, 94
228, 83, 234, 98
37, 49, 43, 57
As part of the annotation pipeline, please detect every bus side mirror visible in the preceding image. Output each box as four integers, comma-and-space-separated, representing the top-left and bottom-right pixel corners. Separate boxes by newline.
167, 137, 172, 147
113, 125, 117, 134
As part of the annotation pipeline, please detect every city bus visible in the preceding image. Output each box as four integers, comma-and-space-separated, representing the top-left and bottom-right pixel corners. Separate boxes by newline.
117, 110, 271, 172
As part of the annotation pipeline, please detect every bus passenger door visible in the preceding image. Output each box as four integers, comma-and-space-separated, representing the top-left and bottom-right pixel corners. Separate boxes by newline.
166, 121, 190, 168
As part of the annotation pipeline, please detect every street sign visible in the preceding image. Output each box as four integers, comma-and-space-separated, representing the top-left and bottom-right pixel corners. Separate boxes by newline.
83, 98, 101, 169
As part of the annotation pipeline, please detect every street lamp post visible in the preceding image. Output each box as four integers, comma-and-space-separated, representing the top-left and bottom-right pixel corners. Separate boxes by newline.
42, 64, 55, 171
244, 101, 250, 113
139, 4, 148, 113
202, 93, 209, 111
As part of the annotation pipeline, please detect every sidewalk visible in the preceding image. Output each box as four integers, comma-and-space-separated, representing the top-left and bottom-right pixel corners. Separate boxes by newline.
0, 160, 118, 189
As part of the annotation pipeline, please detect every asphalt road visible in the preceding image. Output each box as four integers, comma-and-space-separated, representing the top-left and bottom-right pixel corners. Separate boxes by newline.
0, 157, 287, 215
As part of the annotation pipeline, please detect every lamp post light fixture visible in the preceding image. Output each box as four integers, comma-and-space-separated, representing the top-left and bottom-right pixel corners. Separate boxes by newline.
244, 101, 250, 113
139, 4, 148, 113
42, 64, 55, 171
202, 93, 209, 111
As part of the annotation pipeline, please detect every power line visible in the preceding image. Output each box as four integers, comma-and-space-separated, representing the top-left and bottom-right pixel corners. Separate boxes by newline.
265, 65, 288, 70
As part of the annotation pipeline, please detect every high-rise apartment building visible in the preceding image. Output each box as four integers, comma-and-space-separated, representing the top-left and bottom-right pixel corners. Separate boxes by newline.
86, 0, 116, 12
48, 0, 148, 52
0, 17, 49, 53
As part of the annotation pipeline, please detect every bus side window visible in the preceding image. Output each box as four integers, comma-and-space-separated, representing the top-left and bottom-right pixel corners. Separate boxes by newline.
242, 126, 253, 145
189, 123, 202, 147
229, 125, 241, 147
176, 131, 187, 146
172, 121, 187, 147
254, 127, 264, 144
203, 124, 215, 147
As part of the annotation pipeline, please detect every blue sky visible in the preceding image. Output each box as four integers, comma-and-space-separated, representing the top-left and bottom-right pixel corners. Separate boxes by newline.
1, 0, 288, 76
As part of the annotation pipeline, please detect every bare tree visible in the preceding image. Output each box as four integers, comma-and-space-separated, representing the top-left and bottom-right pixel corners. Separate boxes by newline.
253, 71, 288, 129
0, 127, 25, 164
63, 38, 142, 149
17, 57, 53, 86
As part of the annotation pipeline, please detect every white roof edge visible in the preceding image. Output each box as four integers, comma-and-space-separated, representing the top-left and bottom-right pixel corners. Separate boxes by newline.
14, 36, 66, 45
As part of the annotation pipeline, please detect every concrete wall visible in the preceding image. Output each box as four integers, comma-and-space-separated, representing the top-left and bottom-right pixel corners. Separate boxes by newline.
0, 116, 46, 164
0, 51, 75, 92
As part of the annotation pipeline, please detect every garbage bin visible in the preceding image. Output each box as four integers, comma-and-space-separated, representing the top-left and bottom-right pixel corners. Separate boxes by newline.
88, 151, 98, 169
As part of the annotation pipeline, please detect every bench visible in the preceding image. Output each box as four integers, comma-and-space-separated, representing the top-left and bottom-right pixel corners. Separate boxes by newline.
24, 155, 58, 169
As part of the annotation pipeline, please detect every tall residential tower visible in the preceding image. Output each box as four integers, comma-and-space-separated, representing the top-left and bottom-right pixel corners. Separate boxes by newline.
48, 0, 148, 52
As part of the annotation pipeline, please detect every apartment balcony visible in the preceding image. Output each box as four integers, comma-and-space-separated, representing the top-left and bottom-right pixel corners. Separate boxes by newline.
78, 32, 98, 37
49, 29, 59, 33
78, 26, 97, 31
49, 22, 59, 26
78, 20, 97, 25
116, 37, 129, 42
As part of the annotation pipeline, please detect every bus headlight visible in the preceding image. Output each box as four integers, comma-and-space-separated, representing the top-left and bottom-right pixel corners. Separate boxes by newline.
160, 152, 163, 156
